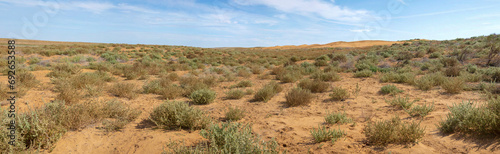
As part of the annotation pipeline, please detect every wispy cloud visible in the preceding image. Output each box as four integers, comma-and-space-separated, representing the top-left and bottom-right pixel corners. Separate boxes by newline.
393, 6, 494, 19
232, 0, 371, 22
0, 0, 158, 14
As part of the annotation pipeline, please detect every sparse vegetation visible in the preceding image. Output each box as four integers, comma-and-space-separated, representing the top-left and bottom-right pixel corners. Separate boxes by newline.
438, 99, 500, 135
225, 107, 245, 121
190, 89, 217, 105
380, 85, 403, 95
253, 81, 282, 102
330, 87, 350, 101
285, 87, 314, 107
325, 112, 352, 124
364, 116, 425, 146
149, 101, 210, 130
310, 125, 345, 143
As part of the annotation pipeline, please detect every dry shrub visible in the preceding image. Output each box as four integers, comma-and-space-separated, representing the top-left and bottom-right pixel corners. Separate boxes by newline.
330, 87, 350, 101
364, 116, 425, 146
225, 89, 245, 99
311, 71, 341, 82
149, 101, 209, 130
285, 87, 313, 107
109, 82, 138, 99
442, 77, 465, 94
298, 79, 329, 93
190, 89, 217, 105
253, 81, 282, 102
444, 66, 462, 77
225, 106, 245, 121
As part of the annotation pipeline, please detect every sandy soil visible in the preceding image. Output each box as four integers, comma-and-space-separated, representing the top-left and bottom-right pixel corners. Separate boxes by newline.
0, 39, 498, 154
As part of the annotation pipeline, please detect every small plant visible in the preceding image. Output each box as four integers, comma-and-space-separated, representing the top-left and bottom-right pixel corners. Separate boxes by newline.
298, 79, 329, 93
438, 99, 500, 135
311, 71, 341, 82
386, 96, 417, 110
414, 75, 435, 91
109, 82, 138, 99
253, 81, 282, 102
330, 87, 349, 101
190, 89, 217, 105
353, 83, 361, 98
364, 116, 425, 146
325, 112, 352, 124
380, 85, 403, 95
354, 69, 373, 78
285, 87, 314, 107
168, 122, 279, 153
149, 101, 209, 130
225, 89, 245, 99
310, 125, 345, 143
441, 77, 465, 94
225, 107, 245, 121
230, 80, 252, 88
406, 103, 435, 117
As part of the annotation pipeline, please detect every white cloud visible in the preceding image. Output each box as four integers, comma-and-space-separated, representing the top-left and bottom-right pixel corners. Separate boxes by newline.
0, 0, 157, 14
350, 29, 372, 33
233, 0, 371, 22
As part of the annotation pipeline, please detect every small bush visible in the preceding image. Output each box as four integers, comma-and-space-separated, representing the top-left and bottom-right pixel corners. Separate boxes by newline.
168, 122, 279, 153
310, 125, 345, 143
414, 75, 434, 91
364, 116, 425, 146
159, 85, 183, 100
46, 63, 81, 78
330, 87, 350, 101
109, 82, 138, 99
441, 77, 465, 94
298, 79, 329, 93
444, 66, 462, 77
380, 72, 415, 84
386, 96, 417, 110
253, 81, 282, 102
190, 89, 217, 105
354, 70, 373, 78
285, 87, 313, 107
225, 89, 245, 99
438, 100, 499, 134
325, 112, 352, 124
406, 103, 435, 117
225, 107, 245, 121
311, 71, 341, 82
149, 101, 209, 130
380, 85, 403, 95
230, 80, 252, 88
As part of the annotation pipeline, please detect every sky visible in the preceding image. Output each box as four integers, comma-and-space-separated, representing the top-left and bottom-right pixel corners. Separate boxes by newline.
1, 0, 499, 47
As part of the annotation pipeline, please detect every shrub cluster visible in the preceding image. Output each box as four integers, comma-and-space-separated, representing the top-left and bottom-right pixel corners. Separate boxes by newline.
364, 116, 425, 146
149, 101, 210, 130
253, 81, 282, 102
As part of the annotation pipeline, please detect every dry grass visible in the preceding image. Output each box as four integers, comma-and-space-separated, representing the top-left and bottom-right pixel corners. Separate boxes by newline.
285, 87, 313, 107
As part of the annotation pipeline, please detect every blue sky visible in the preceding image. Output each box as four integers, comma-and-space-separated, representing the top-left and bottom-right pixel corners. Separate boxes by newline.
1, 0, 499, 47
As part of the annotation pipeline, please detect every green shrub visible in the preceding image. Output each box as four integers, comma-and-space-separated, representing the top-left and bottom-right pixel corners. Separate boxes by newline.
225, 107, 245, 121
380, 85, 403, 95
310, 125, 345, 143
46, 63, 81, 78
109, 82, 138, 99
190, 89, 217, 105
230, 80, 252, 88
364, 116, 425, 146
386, 96, 417, 110
311, 71, 341, 82
279, 71, 302, 83
149, 101, 209, 130
429, 52, 441, 58
253, 81, 282, 102
325, 112, 352, 124
380, 72, 415, 84
285, 87, 314, 107
414, 75, 434, 91
168, 122, 278, 153
438, 100, 499, 134
225, 89, 245, 99
354, 69, 373, 78
406, 103, 435, 117
441, 77, 465, 94
330, 87, 350, 101
298, 79, 329, 93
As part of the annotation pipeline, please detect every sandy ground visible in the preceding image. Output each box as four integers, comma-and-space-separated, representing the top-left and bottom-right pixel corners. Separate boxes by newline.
0, 39, 498, 153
